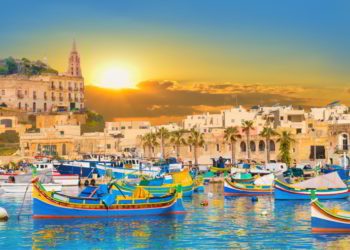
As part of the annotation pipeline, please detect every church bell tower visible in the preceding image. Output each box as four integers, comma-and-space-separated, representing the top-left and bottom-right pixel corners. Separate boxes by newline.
66, 41, 82, 77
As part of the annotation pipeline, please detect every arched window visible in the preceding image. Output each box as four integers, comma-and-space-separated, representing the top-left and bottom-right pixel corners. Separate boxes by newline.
259, 140, 265, 152
270, 140, 276, 151
240, 141, 246, 152
250, 141, 256, 152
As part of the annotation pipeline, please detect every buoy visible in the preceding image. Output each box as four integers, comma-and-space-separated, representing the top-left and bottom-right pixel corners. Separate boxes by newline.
261, 210, 268, 216
251, 196, 258, 202
0, 207, 9, 221
207, 192, 213, 198
200, 200, 209, 206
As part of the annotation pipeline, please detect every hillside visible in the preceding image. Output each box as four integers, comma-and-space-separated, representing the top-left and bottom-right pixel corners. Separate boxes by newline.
0, 57, 58, 76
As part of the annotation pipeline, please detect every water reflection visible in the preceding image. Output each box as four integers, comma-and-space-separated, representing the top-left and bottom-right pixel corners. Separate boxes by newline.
32, 214, 186, 249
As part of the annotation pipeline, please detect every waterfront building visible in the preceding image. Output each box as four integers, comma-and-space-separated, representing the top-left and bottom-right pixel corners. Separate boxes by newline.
0, 42, 84, 113
35, 113, 86, 128
310, 102, 350, 124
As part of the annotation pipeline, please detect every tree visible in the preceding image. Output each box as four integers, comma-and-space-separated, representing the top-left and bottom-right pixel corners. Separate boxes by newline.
224, 126, 241, 165
277, 130, 295, 166
170, 129, 187, 157
81, 110, 105, 133
142, 133, 158, 158
259, 126, 279, 163
112, 133, 124, 152
241, 120, 254, 161
187, 128, 205, 166
156, 127, 170, 158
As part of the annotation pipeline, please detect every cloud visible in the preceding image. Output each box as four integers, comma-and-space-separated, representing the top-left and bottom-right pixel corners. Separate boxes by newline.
85, 80, 314, 123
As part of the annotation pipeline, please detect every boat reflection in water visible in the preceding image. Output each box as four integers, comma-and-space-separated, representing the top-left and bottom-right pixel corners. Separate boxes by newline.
32, 214, 186, 249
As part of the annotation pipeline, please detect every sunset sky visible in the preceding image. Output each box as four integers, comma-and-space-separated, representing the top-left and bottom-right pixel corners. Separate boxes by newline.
1, 0, 350, 123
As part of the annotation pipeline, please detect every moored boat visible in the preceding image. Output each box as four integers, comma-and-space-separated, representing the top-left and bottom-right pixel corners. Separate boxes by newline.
32, 180, 185, 218
311, 191, 350, 233
1, 183, 62, 193
224, 180, 273, 196
274, 172, 349, 200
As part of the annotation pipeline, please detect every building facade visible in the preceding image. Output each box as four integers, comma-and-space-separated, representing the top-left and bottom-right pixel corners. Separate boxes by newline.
0, 42, 84, 113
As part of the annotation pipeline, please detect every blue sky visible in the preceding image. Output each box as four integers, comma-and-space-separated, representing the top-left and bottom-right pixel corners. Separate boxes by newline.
1, 0, 350, 87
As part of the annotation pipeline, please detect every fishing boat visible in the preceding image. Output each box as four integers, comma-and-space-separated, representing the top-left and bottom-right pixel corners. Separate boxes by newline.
230, 172, 254, 183
274, 172, 349, 200
1, 182, 62, 193
116, 170, 195, 197
32, 180, 185, 218
311, 191, 350, 233
210, 157, 231, 173
96, 161, 161, 179
224, 174, 274, 196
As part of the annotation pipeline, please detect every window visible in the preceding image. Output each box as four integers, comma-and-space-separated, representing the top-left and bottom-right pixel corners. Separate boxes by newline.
189, 145, 192, 152
107, 144, 111, 149
270, 140, 275, 151
240, 142, 246, 152
216, 144, 220, 152
44, 103, 47, 112
259, 140, 265, 152
18, 102, 21, 109
250, 141, 256, 152
33, 102, 36, 112
296, 128, 302, 134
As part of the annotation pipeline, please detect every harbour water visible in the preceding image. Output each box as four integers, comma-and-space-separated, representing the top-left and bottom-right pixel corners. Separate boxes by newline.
1, 184, 350, 249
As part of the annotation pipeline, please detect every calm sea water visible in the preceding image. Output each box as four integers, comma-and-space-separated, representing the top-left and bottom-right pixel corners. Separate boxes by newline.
1, 184, 350, 249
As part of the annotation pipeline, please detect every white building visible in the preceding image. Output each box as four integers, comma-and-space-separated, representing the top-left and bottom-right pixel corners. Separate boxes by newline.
311, 102, 350, 124
183, 112, 223, 132
222, 106, 256, 128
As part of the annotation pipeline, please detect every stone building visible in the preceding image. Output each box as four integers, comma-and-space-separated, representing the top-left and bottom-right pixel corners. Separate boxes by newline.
0, 42, 84, 113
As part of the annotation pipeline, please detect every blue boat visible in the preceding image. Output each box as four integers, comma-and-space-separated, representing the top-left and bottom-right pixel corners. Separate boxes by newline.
274, 172, 349, 200
311, 191, 350, 233
32, 180, 186, 218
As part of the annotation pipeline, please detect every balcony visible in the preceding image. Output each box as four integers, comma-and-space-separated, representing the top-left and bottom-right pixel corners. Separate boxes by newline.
59, 86, 63, 91
52, 97, 56, 101
44, 96, 47, 100
68, 86, 73, 91
59, 97, 64, 102
33, 95, 37, 100
51, 86, 56, 90
17, 93, 24, 99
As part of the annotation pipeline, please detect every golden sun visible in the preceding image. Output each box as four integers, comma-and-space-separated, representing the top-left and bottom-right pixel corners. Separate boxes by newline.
97, 66, 136, 89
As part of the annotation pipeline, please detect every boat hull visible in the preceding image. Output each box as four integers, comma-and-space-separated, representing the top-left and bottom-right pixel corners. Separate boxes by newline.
224, 179, 273, 196
32, 183, 185, 218
274, 180, 349, 200
311, 198, 350, 233
96, 165, 160, 179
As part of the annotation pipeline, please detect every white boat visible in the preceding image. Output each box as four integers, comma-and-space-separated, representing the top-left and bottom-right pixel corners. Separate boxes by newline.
33, 161, 80, 186
0, 183, 62, 193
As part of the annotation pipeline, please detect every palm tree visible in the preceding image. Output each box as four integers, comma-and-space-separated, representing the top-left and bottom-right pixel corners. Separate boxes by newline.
277, 130, 295, 166
170, 129, 187, 157
259, 127, 279, 163
156, 127, 170, 159
241, 120, 254, 161
187, 128, 205, 166
224, 126, 241, 165
142, 133, 158, 158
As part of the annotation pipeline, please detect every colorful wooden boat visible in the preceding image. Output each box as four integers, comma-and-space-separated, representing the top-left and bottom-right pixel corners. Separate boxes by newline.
210, 166, 230, 173
117, 169, 194, 197
224, 179, 273, 196
32, 181, 185, 219
274, 172, 349, 200
311, 191, 350, 233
